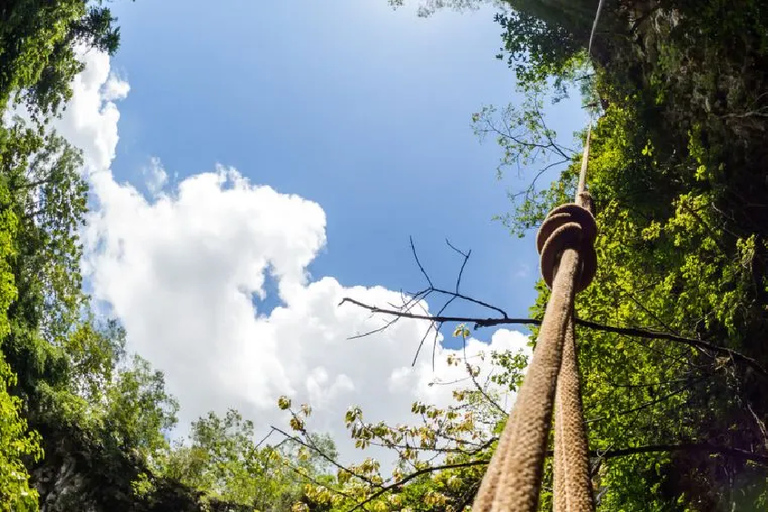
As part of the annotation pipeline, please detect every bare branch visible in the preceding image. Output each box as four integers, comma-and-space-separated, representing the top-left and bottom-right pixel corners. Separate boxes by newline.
410, 236, 433, 288
337, 298, 768, 378
445, 238, 471, 294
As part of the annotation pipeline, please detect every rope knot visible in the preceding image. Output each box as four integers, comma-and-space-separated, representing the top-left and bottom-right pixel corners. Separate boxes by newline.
536, 203, 597, 293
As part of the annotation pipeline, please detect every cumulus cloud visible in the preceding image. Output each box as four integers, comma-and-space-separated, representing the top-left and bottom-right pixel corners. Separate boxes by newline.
54, 49, 530, 463
52, 48, 127, 173
142, 156, 168, 197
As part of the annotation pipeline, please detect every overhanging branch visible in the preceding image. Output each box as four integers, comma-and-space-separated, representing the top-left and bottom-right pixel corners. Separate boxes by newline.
594, 443, 768, 466
338, 298, 768, 378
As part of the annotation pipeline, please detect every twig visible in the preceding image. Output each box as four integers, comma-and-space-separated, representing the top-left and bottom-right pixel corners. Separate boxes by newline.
586, 378, 700, 424
346, 460, 489, 512
445, 238, 471, 294
462, 334, 508, 417
508, 158, 570, 203
337, 298, 768, 378
270, 425, 380, 487
410, 236, 433, 288
426, 287, 509, 319
594, 443, 768, 466
280, 459, 360, 504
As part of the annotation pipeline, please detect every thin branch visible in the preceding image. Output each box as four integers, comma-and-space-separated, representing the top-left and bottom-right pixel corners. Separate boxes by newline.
576, 318, 768, 379
255, 428, 277, 449
534, 106, 574, 160
412, 300, 438, 367
462, 334, 508, 417
603, 376, 690, 390
337, 298, 768, 378
429, 286, 509, 319
280, 459, 361, 505
347, 289, 429, 341
720, 107, 768, 119
508, 158, 569, 202
338, 297, 513, 329
346, 460, 489, 512
483, 119, 574, 162
586, 378, 699, 424
270, 425, 379, 488
595, 443, 768, 466
445, 238, 471, 294
410, 236, 433, 288
347, 314, 403, 341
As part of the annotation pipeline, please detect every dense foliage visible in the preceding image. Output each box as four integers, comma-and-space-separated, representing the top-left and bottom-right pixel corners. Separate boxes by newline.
505, 0, 768, 508
0, 1, 328, 510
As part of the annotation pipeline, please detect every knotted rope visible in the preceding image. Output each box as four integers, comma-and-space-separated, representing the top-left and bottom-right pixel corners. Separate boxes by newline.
472, 129, 596, 512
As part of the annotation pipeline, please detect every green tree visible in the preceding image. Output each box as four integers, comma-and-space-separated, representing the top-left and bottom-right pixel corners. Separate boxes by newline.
0, 176, 42, 511
103, 355, 179, 456
271, 339, 528, 512
163, 409, 336, 511
0, 0, 124, 117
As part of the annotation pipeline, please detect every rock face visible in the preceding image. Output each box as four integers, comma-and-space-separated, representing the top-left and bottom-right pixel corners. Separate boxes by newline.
29, 423, 214, 512
35, 452, 95, 512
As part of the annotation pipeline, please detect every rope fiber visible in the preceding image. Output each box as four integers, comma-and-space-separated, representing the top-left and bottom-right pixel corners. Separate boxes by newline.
471, 131, 597, 512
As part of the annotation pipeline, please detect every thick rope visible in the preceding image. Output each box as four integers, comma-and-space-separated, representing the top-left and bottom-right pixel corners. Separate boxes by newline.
550, 156, 596, 511
472, 0, 602, 504
553, 250, 594, 512
472, 245, 582, 512
472, 131, 596, 512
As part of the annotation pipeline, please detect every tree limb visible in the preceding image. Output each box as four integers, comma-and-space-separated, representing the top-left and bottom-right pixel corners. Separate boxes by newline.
595, 443, 768, 466
337, 298, 768, 378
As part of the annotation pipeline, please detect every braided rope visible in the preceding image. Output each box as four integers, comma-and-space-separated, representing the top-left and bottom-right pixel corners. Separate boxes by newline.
472, 126, 597, 510
472, 245, 581, 511
536, 203, 597, 293
553, 313, 594, 512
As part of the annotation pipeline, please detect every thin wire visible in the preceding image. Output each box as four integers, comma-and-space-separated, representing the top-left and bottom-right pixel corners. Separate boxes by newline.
587, 0, 606, 58
577, 0, 605, 197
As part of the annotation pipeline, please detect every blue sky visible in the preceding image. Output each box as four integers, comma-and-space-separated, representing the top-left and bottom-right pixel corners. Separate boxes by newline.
60, 0, 586, 453
107, 0, 583, 337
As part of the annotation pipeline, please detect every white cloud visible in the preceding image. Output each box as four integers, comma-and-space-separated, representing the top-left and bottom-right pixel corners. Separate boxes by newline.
55, 49, 530, 464
142, 156, 168, 197
52, 48, 126, 173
